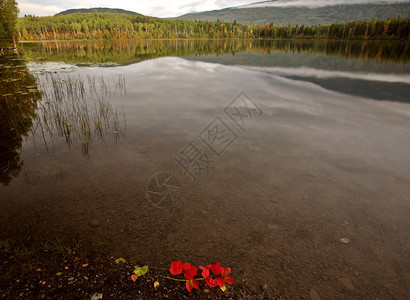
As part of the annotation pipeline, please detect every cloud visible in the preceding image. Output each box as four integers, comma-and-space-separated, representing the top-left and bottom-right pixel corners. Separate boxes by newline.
17, 0, 225, 17
16, 0, 410, 17
245, 66, 410, 84
18, 1, 61, 16
239, 0, 409, 9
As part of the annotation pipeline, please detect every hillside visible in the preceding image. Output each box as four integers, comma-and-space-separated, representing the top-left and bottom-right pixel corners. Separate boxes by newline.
176, 3, 410, 26
56, 7, 143, 16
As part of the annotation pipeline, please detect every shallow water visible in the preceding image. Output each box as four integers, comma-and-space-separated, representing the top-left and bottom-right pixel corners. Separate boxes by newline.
1, 39, 410, 298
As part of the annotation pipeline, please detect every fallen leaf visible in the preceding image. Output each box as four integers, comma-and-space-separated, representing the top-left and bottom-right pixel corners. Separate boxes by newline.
115, 258, 126, 264
36, 268, 42, 272
74, 257, 80, 262
154, 281, 159, 288
82, 264, 88, 267
56, 272, 62, 276
133, 265, 149, 277
130, 274, 138, 282
220, 285, 226, 292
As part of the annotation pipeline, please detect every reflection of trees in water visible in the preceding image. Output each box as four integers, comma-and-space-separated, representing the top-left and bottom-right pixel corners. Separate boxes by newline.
0, 51, 41, 185
21, 39, 410, 65
0, 50, 127, 185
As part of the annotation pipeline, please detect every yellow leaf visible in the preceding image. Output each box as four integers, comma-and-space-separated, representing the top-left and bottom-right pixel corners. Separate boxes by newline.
115, 258, 126, 264
56, 272, 63, 276
220, 285, 226, 292
154, 281, 159, 288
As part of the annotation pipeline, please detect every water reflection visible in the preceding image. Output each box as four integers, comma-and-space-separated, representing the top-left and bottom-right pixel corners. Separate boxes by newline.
0, 51, 41, 185
0, 50, 127, 186
0, 45, 409, 299
21, 38, 410, 65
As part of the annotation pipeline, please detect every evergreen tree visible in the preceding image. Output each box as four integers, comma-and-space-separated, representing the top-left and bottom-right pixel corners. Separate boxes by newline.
0, 0, 19, 46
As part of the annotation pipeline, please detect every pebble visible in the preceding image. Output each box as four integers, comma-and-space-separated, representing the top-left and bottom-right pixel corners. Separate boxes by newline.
136, 145, 148, 153
88, 219, 101, 228
267, 224, 279, 230
339, 238, 350, 244
310, 288, 320, 300
90, 293, 103, 300
338, 277, 354, 291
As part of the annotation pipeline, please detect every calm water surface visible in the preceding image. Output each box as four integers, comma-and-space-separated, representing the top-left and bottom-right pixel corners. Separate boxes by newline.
1, 39, 409, 298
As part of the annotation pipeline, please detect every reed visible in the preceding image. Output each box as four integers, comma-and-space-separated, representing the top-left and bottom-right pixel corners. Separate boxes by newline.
32, 73, 127, 155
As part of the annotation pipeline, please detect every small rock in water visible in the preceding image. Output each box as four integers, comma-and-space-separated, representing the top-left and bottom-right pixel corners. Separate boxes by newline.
88, 219, 101, 228
338, 277, 354, 291
267, 224, 279, 230
136, 145, 148, 153
310, 288, 320, 300
339, 238, 350, 244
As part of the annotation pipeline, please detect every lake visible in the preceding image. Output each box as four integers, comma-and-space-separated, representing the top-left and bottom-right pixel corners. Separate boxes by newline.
1, 39, 409, 298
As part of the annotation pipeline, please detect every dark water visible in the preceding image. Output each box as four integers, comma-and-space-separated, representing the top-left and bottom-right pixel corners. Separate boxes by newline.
1, 39, 410, 298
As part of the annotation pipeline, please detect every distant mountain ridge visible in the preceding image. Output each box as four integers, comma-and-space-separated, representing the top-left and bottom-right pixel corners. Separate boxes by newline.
237, 0, 409, 9
177, 2, 410, 26
55, 7, 143, 16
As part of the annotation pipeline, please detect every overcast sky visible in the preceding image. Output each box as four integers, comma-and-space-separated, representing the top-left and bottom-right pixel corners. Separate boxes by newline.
17, 0, 409, 18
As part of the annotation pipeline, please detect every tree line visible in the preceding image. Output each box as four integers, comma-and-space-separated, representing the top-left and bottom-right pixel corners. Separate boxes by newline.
15, 13, 410, 41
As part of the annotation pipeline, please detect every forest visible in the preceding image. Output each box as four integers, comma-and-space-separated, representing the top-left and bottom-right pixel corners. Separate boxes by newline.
16, 13, 410, 41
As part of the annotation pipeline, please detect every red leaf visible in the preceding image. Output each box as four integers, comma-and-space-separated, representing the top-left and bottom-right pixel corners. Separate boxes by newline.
205, 277, 214, 286
184, 266, 197, 279
192, 279, 199, 289
183, 262, 192, 270
214, 277, 225, 287
201, 268, 210, 278
186, 279, 199, 293
221, 267, 231, 277
212, 263, 222, 275
169, 260, 183, 275
186, 280, 193, 293
225, 277, 235, 285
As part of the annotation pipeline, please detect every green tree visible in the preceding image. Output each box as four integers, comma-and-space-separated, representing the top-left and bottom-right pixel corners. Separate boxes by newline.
0, 0, 19, 46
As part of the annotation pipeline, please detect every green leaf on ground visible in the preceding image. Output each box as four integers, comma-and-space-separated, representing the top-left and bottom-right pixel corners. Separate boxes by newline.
133, 265, 148, 276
